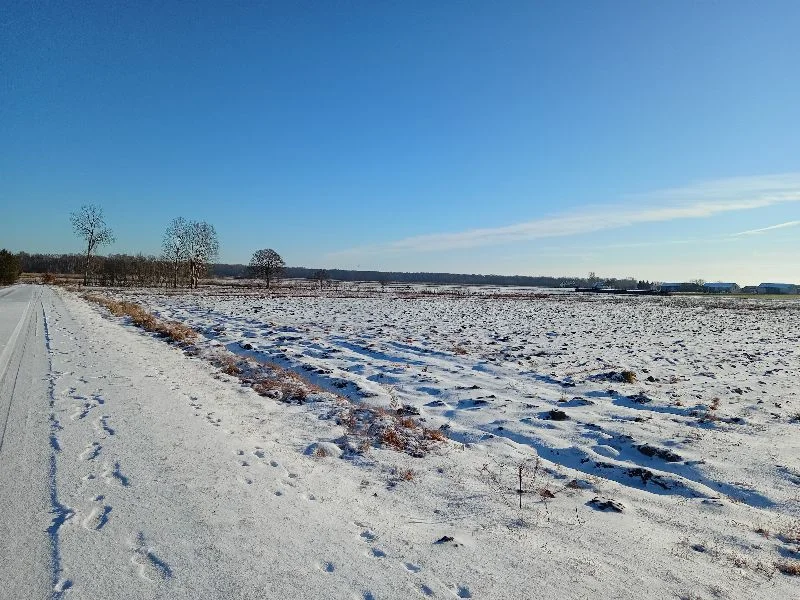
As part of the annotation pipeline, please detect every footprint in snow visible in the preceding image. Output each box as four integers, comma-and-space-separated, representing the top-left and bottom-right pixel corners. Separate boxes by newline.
94, 416, 114, 436
71, 403, 93, 420
370, 548, 387, 558
455, 585, 472, 598
404, 562, 422, 573
130, 533, 172, 582
79, 442, 101, 461
360, 530, 378, 542
82, 504, 111, 531
102, 462, 129, 487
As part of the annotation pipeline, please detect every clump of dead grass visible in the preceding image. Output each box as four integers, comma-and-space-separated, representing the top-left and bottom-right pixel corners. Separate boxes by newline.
83, 294, 197, 344
776, 560, 800, 576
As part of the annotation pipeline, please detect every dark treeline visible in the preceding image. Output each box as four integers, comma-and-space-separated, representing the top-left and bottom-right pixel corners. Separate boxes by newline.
19, 253, 651, 290
215, 263, 650, 290
19, 252, 174, 287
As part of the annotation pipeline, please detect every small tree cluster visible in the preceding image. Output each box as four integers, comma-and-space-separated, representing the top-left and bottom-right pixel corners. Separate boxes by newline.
161, 217, 220, 288
0, 249, 21, 285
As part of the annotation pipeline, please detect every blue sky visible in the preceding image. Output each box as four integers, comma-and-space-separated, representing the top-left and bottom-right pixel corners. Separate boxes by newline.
2, 1, 798, 283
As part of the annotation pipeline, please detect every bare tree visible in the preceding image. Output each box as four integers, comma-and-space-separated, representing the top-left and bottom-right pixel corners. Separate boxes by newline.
70, 204, 115, 285
249, 249, 285, 288
186, 221, 219, 288
311, 269, 329, 290
162, 217, 189, 288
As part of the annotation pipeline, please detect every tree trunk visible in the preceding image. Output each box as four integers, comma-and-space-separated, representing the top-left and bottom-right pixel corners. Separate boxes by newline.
84, 246, 91, 286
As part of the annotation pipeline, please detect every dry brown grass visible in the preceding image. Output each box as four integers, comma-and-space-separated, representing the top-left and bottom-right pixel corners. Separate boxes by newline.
621, 370, 637, 384
83, 294, 197, 345
380, 427, 406, 451
452, 345, 468, 355
776, 560, 800, 576
83, 292, 446, 457
423, 428, 447, 442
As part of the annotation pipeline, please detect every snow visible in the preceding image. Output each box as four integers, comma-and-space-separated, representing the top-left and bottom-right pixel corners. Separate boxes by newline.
2, 284, 799, 598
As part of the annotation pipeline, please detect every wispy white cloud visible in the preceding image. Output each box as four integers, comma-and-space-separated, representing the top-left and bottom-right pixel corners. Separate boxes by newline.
734, 220, 800, 236
329, 173, 800, 258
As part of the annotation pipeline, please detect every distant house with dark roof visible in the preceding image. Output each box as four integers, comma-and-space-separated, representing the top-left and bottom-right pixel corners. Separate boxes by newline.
703, 282, 740, 294
757, 283, 798, 294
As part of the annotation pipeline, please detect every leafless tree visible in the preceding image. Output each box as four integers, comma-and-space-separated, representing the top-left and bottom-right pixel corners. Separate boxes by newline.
312, 269, 329, 290
186, 221, 219, 288
70, 204, 115, 285
249, 249, 284, 288
162, 217, 189, 288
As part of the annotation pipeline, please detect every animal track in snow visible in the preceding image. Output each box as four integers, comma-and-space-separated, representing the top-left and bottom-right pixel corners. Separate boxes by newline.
455, 585, 472, 598
404, 562, 422, 573
370, 547, 387, 558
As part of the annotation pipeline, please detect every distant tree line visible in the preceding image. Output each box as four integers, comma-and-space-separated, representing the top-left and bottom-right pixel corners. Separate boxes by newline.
213, 263, 653, 290
14, 205, 220, 288
15, 204, 656, 291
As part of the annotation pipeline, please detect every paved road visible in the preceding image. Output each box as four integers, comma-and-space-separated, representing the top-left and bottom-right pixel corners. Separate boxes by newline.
0, 284, 53, 599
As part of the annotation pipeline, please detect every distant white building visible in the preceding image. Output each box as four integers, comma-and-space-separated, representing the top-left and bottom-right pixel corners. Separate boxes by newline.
703, 282, 740, 293
757, 283, 798, 294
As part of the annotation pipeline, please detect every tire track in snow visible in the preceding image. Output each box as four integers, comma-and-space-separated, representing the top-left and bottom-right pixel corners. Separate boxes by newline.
0, 291, 35, 454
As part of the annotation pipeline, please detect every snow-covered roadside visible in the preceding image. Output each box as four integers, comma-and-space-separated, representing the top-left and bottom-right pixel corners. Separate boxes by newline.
58, 286, 799, 598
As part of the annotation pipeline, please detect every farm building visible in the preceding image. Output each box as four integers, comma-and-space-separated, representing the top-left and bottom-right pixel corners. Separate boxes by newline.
703, 282, 740, 293
740, 286, 759, 294
659, 283, 683, 293
757, 283, 798, 294
659, 282, 703, 293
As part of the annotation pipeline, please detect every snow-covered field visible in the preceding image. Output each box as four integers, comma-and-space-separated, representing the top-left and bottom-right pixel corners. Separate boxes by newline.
85, 286, 799, 598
